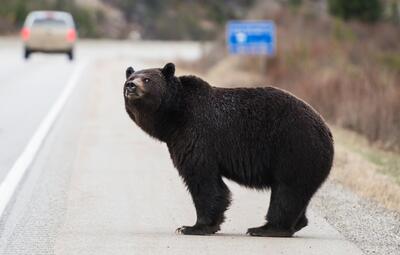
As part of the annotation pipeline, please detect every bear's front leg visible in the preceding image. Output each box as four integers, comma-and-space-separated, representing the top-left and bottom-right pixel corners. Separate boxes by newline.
176, 173, 231, 235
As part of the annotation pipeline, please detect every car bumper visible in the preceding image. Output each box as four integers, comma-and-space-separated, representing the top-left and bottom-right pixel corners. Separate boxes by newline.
24, 41, 74, 52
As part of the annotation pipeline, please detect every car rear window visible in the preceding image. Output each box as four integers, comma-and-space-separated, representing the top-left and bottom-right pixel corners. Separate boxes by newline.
32, 18, 67, 28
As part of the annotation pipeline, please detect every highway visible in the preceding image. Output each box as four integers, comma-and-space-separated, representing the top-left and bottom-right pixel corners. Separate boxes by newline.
0, 38, 363, 254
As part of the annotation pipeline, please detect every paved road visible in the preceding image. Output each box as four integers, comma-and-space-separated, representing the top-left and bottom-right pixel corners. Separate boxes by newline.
0, 38, 363, 254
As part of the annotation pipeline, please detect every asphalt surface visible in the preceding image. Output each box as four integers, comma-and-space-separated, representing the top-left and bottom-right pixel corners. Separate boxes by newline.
0, 38, 364, 254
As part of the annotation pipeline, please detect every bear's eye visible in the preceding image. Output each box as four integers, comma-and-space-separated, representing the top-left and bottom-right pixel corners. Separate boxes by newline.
144, 78, 150, 83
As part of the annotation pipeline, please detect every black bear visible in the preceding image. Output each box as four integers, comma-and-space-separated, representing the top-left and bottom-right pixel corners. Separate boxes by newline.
123, 63, 334, 237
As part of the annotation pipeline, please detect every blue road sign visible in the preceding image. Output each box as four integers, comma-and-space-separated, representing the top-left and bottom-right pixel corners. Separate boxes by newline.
226, 20, 276, 56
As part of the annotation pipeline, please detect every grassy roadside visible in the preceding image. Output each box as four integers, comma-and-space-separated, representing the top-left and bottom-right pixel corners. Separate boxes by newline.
332, 127, 400, 212
333, 127, 400, 185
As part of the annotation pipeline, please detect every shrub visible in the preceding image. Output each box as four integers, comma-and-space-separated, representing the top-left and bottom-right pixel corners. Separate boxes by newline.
328, 0, 383, 23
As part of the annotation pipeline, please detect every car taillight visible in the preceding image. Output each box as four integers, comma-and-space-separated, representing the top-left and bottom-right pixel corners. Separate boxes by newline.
66, 29, 77, 42
21, 27, 30, 41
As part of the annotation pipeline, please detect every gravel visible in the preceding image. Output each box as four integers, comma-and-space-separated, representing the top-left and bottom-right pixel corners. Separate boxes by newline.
311, 181, 400, 255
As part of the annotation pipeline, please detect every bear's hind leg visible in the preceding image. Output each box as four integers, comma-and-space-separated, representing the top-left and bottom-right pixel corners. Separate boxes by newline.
247, 184, 311, 237
177, 176, 231, 235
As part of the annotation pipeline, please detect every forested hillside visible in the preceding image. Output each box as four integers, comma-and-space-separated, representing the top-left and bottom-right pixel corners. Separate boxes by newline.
0, 0, 255, 39
103, 0, 255, 39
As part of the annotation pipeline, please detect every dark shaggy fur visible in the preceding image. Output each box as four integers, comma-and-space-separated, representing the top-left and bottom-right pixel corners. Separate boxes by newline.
123, 63, 334, 237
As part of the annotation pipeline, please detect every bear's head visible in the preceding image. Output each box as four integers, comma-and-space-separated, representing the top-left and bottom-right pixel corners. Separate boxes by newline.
124, 63, 178, 113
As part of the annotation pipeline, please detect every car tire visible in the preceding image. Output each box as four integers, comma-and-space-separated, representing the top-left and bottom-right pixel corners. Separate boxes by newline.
24, 48, 31, 60
67, 50, 74, 61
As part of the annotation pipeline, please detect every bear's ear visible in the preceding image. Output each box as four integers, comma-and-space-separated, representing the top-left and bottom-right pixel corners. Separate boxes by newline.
161, 63, 175, 79
126, 66, 134, 79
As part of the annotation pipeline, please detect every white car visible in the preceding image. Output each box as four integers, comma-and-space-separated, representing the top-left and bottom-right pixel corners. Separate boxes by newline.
21, 11, 77, 60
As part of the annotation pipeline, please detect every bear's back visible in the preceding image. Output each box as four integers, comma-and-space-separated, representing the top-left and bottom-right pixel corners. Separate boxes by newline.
172, 79, 333, 188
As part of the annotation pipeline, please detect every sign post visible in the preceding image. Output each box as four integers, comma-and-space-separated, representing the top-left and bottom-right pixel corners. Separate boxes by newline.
226, 20, 276, 73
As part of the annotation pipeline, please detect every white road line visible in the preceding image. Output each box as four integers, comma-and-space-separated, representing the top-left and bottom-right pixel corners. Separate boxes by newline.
0, 60, 88, 217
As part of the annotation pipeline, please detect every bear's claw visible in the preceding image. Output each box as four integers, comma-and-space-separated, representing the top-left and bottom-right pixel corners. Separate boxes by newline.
175, 225, 220, 235
175, 226, 189, 235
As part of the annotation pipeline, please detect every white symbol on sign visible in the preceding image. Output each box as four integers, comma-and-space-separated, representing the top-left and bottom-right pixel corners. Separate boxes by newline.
235, 32, 247, 43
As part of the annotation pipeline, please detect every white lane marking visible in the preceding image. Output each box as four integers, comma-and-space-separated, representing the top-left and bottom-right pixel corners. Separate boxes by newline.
0, 60, 88, 217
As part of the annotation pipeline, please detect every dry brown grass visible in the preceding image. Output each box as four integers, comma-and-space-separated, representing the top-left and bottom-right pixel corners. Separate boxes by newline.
333, 134, 400, 212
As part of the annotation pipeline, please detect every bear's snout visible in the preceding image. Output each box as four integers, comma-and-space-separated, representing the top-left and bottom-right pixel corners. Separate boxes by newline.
126, 81, 137, 92
125, 79, 145, 99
